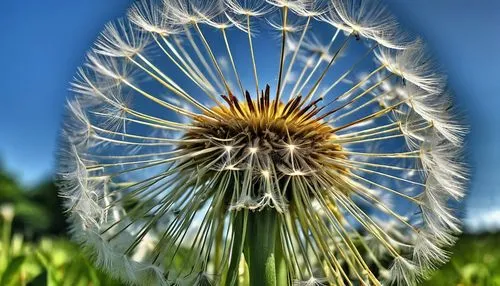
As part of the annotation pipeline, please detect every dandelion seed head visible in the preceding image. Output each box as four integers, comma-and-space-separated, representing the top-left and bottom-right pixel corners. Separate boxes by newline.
58, 0, 467, 284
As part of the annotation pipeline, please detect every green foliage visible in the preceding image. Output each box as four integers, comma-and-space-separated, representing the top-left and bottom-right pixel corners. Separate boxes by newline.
0, 166, 120, 285
1, 211, 121, 285
0, 166, 68, 239
423, 233, 500, 286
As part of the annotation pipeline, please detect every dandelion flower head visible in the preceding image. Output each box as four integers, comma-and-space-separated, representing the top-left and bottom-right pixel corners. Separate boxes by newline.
58, 0, 467, 285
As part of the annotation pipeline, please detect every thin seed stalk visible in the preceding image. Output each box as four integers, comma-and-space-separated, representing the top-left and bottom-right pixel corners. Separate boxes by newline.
214, 211, 225, 273
225, 211, 248, 286
245, 208, 287, 286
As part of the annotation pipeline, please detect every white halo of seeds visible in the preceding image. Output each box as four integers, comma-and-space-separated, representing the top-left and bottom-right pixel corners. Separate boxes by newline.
57, 0, 467, 285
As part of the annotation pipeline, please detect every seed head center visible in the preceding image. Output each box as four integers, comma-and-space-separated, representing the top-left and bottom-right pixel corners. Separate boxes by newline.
180, 85, 346, 177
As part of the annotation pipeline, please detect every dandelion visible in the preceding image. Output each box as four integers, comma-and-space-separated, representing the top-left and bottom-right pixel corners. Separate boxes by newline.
57, 0, 467, 285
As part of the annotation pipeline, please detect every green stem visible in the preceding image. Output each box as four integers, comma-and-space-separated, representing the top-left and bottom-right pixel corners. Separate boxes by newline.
275, 228, 288, 286
246, 209, 286, 286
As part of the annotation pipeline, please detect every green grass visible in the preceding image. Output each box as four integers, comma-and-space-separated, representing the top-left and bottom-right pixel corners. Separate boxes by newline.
423, 233, 500, 286
0, 226, 121, 286
1, 229, 499, 285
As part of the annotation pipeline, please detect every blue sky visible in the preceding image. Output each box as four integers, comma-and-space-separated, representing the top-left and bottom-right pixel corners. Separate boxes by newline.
1, 0, 499, 230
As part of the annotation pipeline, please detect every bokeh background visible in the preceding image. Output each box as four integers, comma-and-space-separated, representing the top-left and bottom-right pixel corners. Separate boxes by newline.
1, 0, 499, 285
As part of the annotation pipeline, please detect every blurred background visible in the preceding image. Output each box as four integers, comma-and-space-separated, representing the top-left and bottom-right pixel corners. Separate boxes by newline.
0, 0, 499, 285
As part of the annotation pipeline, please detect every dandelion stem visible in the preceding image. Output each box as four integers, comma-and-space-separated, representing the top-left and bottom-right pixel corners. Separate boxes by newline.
275, 224, 288, 286
245, 208, 285, 286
